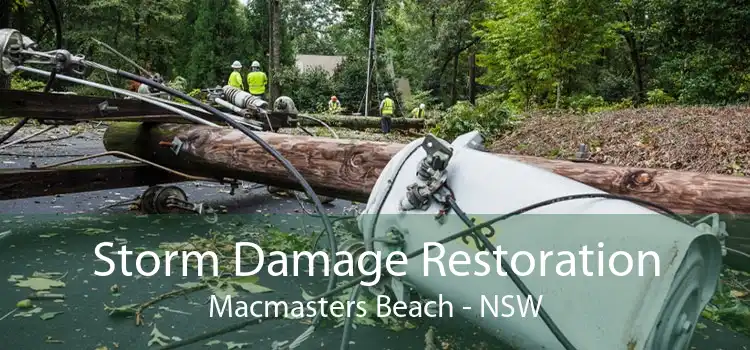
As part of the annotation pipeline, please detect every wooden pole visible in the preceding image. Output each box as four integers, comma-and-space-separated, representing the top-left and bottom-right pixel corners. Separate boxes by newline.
300, 114, 433, 131
103, 122, 750, 215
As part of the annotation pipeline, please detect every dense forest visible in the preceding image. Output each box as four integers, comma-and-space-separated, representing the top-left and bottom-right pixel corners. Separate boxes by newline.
3, 0, 750, 125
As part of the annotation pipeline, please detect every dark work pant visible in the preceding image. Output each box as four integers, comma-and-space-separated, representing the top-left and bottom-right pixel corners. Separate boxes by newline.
381, 116, 392, 133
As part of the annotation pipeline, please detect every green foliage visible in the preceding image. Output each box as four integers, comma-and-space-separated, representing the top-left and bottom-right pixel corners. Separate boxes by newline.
277, 66, 335, 113
430, 93, 515, 141
646, 89, 675, 106
702, 268, 750, 337
568, 95, 607, 113
404, 89, 440, 117
10, 74, 46, 91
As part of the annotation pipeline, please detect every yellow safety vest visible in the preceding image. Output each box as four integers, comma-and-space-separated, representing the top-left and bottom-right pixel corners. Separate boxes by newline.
381, 98, 394, 116
227, 71, 243, 90
411, 107, 424, 118
246, 71, 268, 95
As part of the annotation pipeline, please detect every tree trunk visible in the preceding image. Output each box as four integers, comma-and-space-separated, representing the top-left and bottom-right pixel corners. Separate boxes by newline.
103, 122, 750, 215
269, 0, 281, 101
451, 52, 459, 105
299, 115, 434, 131
0, 0, 11, 90
468, 49, 476, 104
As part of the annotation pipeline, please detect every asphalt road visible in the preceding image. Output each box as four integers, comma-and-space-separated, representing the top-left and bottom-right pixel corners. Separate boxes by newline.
0, 125, 748, 350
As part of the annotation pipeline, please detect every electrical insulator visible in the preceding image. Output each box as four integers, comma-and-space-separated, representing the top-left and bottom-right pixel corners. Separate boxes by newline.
222, 85, 268, 110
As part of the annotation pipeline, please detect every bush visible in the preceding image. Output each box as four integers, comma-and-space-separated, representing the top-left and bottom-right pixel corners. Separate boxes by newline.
11, 74, 46, 91
404, 89, 440, 118
646, 88, 676, 106
430, 92, 516, 141
568, 94, 607, 113
277, 66, 334, 113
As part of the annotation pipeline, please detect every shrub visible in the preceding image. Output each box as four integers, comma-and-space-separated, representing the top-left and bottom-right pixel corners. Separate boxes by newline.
430, 92, 516, 141
646, 88, 676, 106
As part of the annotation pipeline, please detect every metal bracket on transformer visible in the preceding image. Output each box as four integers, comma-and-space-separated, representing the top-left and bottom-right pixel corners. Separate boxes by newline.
399, 134, 454, 212
691, 213, 729, 256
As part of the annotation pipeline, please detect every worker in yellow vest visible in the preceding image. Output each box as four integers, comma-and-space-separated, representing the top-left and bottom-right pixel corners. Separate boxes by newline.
379, 92, 394, 133
246, 61, 268, 99
410, 103, 426, 118
227, 61, 243, 90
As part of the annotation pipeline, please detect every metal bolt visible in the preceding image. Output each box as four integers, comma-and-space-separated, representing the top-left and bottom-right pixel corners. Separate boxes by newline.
681, 320, 692, 333
677, 314, 691, 334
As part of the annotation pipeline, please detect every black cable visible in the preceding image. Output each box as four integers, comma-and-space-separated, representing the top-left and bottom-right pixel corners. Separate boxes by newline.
0, 118, 30, 144
0, 72, 58, 146
339, 284, 363, 350
119, 71, 339, 328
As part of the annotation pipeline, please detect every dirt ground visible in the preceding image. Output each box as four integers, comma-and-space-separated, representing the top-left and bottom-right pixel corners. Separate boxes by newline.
490, 106, 750, 176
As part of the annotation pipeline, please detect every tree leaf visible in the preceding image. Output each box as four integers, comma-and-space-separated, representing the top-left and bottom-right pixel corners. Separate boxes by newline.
16, 299, 32, 308
15, 277, 65, 291
176, 282, 204, 289
210, 282, 237, 300
80, 228, 112, 236
147, 326, 171, 347
225, 341, 249, 349
230, 276, 273, 294
40, 311, 63, 320
14, 307, 42, 317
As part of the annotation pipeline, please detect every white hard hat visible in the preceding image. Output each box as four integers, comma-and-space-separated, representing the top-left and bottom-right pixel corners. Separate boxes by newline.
383, 92, 389, 97
231, 61, 242, 69
251, 61, 260, 68
419, 103, 425, 109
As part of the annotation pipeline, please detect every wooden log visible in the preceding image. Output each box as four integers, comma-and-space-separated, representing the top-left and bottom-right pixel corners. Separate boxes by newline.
0, 89, 218, 121
300, 114, 434, 131
103, 122, 750, 216
0, 163, 184, 200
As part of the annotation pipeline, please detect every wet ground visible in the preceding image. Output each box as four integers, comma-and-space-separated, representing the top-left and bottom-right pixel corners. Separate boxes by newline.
0, 124, 748, 350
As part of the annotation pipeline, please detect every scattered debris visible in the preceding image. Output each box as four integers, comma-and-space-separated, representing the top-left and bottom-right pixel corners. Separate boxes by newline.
490, 107, 750, 175
16, 299, 33, 308
13, 307, 43, 318
15, 277, 65, 291
40, 311, 64, 320
147, 326, 171, 347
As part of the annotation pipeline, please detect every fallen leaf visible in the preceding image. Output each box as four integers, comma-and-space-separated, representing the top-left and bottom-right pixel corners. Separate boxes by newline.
300, 288, 314, 301
32, 271, 64, 279
14, 307, 42, 317
81, 228, 113, 236
94, 346, 109, 350
40, 311, 63, 320
730, 290, 748, 298
230, 276, 272, 294
7, 274, 24, 282
176, 282, 204, 289
205, 340, 221, 346
209, 282, 237, 300
44, 336, 63, 344
15, 277, 65, 291
39, 233, 59, 238
157, 306, 191, 315
16, 299, 32, 308
225, 342, 249, 349
147, 326, 171, 347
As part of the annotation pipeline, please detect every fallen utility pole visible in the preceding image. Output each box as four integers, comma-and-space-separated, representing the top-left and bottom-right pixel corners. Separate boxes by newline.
300, 114, 433, 131
0, 163, 183, 200
103, 122, 750, 215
